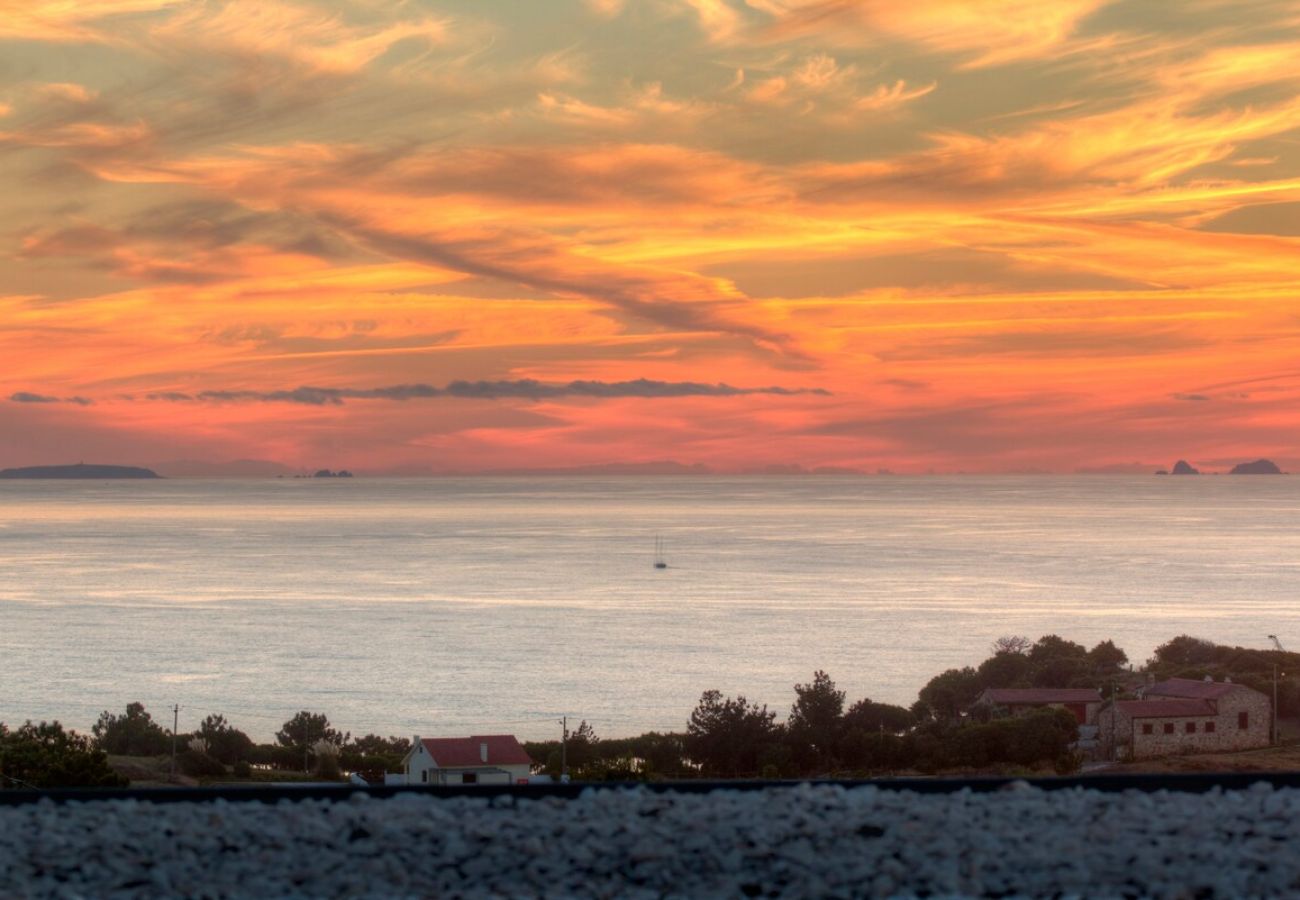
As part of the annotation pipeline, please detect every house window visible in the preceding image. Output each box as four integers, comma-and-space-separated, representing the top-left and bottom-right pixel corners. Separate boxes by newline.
1205, 721, 1216, 733
421, 771, 428, 784
1185, 722, 1196, 734
462, 772, 478, 784
1142, 723, 1153, 735
1239, 712, 1249, 730
1163, 723, 1175, 734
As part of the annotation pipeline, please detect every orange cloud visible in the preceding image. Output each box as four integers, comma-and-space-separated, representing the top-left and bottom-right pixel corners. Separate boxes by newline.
0, 0, 180, 42
149, 1, 448, 75
761, 0, 1106, 67
2, 0, 1299, 472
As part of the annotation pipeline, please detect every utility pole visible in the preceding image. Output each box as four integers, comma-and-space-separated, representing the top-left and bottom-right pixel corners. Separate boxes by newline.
304, 718, 311, 774
1109, 681, 1116, 763
170, 704, 179, 780
1274, 664, 1280, 746
559, 716, 568, 782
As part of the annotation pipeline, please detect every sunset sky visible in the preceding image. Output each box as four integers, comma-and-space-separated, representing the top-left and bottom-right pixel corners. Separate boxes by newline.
2, 0, 1299, 473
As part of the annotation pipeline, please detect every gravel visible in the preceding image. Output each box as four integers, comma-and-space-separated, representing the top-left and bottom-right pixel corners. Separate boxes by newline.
2, 782, 1298, 898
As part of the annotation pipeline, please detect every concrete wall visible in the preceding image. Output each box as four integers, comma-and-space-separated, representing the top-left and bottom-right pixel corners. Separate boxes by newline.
414, 764, 531, 786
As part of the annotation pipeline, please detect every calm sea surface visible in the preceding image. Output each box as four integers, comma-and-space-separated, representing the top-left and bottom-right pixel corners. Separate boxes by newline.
2, 476, 1299, 742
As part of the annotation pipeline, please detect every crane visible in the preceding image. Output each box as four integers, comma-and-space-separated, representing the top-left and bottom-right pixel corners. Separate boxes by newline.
1269, 634, 1287, 652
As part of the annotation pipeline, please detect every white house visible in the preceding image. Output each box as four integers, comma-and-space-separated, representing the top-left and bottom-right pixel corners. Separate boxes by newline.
396, 735, 533, 786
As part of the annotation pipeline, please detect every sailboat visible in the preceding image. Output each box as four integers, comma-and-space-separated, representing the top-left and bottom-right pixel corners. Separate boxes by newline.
654, 535, 668, 569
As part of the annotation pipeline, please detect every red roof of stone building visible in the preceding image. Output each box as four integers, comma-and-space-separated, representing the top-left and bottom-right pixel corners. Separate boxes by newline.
1116, 699, 1216, 718
1144, 678, 1242, 700
981, 688, 1103, 704
417, 735, 533, 768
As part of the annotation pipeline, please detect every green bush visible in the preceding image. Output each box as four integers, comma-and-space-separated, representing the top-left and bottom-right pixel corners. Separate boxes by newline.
178, 750, 227, 778
1, 721, 126, 789
233, 760, 252, 778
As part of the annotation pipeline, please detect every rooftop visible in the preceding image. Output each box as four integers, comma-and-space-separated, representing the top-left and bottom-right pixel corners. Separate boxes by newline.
981, 688, 1103, 704
416, 735, 532, 769
1145, 678, 1244, 700
1116, 699, 1217, 718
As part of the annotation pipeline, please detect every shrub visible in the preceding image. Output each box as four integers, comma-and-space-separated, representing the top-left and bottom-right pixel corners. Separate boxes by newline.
232, 760, 252, 778
1, 721, 126, 789
178, 750, 227, 778
196, 715, 255, 765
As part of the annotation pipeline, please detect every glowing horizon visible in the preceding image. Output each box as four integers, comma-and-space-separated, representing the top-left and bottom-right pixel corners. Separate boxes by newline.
3, 0, 1299, 473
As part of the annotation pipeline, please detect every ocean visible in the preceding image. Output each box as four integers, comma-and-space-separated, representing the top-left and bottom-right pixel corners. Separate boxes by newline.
2, 476, 1298, 743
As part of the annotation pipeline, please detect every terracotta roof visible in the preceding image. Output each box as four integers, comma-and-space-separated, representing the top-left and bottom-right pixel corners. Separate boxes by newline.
418, 735, 533, 769
1144, 678, 1241, 700
1116, 699, 1216, 718
981, 688, 1103, 704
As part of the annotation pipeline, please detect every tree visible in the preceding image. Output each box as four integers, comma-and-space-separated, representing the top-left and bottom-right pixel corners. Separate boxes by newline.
1028, 635, 1088, 665
991, 635, 1031, 656
916, 667, 982, 720
1087, 640, 1128, 674
348, 734, 411, 757
787, 671, 845, 771
197, 714, 254, 765
625, 732, 689, 779
841, 698, 914, 736
1150, 635, 1218, 667
685, 690, 780, 777
342, 735, 412, 775
567, 720, 599, 773
1, 721, 126, 789
978, 651, 1034, 688
92, 702, 170, 756
1031, 656, 1091, 688
276, 712, 347, 770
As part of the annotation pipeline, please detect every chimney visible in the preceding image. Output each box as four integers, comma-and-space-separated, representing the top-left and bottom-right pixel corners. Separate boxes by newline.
480, 742, 489, 763
413, 735, 421, 753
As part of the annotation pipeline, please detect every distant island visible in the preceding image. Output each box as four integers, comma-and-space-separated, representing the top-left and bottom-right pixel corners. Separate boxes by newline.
1156, 459, 1284, 475
0, 463, 160, 479
1230, 459, 1283, 475
312, 469, 354, 478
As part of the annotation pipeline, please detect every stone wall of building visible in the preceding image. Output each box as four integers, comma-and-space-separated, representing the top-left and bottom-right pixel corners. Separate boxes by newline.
1099, 686, 1271, 761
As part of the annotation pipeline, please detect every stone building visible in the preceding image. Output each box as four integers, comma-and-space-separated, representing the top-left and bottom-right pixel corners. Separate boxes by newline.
1097, 677, 1271, 760
972, 688, 1103, 725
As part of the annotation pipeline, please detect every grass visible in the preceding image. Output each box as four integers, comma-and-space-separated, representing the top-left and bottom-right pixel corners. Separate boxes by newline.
107, 755, 347, 787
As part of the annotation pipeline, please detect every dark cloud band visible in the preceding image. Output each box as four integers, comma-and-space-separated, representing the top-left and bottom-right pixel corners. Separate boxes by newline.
138, 379, 829, 405
10, 380, 826, 407
9, 392, 93, 406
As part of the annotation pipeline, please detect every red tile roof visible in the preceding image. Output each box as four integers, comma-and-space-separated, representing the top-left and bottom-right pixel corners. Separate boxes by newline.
1116, 699, 1216, 718
418, 735, 533, 769
1144, 678, 1240, 700
981, 688, 1103, 705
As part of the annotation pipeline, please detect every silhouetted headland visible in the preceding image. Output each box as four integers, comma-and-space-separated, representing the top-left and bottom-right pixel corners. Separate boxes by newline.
0, 463, 160, 479
1229, 459, 1283, 474
1170, 460, 1199, 475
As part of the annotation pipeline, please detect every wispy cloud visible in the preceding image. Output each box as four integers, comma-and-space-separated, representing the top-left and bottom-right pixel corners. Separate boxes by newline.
760, 0, 1107, 67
